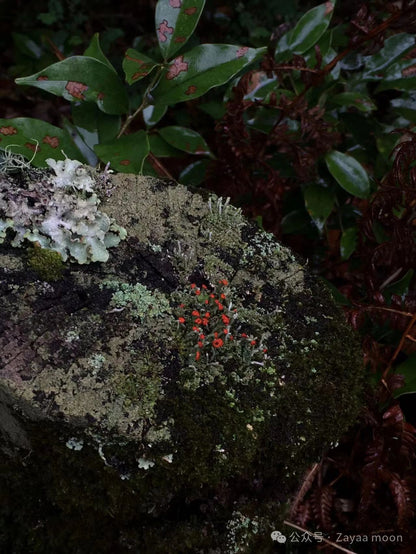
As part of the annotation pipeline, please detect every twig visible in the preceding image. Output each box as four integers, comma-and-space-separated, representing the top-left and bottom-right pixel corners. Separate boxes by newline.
283, 520, 358, 554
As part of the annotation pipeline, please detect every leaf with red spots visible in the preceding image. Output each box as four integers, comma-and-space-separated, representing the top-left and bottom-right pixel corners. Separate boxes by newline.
152, 44, 265, 105
159, 126, 213, 157
0, 117, 83, 167
16, 56, 128, 115
123, 49, 160, 84
94, 131, 150, 174
155, 0, 205, 60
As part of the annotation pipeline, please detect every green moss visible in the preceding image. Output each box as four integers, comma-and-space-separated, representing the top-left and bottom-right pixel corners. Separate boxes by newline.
27, 246, 65, 281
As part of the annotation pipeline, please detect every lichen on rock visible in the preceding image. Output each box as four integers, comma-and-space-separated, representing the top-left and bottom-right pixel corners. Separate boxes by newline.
0, 157, 126, 263
0, 162, 363, 553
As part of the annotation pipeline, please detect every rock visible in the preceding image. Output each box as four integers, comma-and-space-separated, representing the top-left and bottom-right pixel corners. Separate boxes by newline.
0, 167, 363, 553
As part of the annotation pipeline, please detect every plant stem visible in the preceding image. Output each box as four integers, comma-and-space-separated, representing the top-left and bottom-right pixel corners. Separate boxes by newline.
117, 67, 164, 138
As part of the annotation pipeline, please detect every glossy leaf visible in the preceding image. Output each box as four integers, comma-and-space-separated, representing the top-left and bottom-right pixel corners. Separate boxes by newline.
325, 150, 370, 199
143, 103, 168, 127
383, 269, 414, 299
330, 92, 376, 113
72, 103, 120, 148
363, 33, 415, 77
393, 353, 416, 398
16, 56, 129, 115
321, 277, 351, 306
159, 125, 213, 156
84, 33, 116, 72
340, 227, 357, 260
152, 44, 266, 105
179, 159, 210, 186
0, 117, 83, 166
94, 131, 149, 173
303, 184, 335, 231
155, 0, 205, 60
276, 1, 335, 57
148, 133, 182, 157
123, 49, 160, 84
375, 58, 416, 93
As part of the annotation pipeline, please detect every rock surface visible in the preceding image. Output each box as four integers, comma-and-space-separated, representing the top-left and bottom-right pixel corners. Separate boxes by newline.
0, 168, 363, 553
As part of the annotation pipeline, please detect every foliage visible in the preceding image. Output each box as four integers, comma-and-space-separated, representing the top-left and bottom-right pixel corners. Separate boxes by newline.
2, 0, 416, 550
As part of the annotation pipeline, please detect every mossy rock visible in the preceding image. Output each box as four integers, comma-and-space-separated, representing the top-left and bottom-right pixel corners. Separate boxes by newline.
0, 170, 363, 553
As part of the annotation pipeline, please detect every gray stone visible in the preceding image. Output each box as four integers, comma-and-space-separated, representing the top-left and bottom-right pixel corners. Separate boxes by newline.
0, 167, 363, 553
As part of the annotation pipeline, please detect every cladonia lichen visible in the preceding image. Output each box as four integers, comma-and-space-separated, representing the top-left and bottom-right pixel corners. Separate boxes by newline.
0, 158, 126, 263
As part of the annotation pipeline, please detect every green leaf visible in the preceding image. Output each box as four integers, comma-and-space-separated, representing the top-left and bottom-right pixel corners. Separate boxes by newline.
375, 58, 416, 92
159, 125, 213, 156
276, 1, 336, 57
143, 104, 168, 127
155, 0, 205, 60
0, 117, 83, 166
393, 353, 416, 398
16, 56, 129, 115
84, 33, 116, 72
72, 103, 120, 148
12, 32, 42, 59
330, 92, 376, 113
94, 131, 149, 173
383, 269, 414, 299
303, 184, 335, 231
320, 277, 351, 306
179, 159, 210, 186
281, 209, 311, 234
340, 227, 357, 260
325, 150, 370, 199
363, 33, 415, 77
123, 48, 160, 84
148, 133, 182, 157
152, 44, 266, 105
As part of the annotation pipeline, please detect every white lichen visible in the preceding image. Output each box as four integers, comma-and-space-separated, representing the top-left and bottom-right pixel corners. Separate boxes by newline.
0, 158, 126, 263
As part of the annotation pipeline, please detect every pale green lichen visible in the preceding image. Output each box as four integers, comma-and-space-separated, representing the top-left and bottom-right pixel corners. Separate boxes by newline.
0, 158, 126, 263
101, 280, 171, 320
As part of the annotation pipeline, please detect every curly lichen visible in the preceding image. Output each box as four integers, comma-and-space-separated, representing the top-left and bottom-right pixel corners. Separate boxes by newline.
0, 158, 126, 263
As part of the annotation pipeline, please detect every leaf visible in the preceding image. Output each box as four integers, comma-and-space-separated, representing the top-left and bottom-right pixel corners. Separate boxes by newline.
155, 0, 205, 60
276, 1, 335, 58
325, 150, 370, 198
94, 131, 149, 173
12, 32, 42, 59
363, 33, 415, 78
159, 125, 213, 156
16, 56, 129, 115
393, 353, 416, 398
143, 103, 168, 126
72, 103, 120, 148
340, 227, 357, 260
320, 278, 351, 306
375, 58, 416, 93
123, 48, 160, 84
148, 133, 182, 157
0, 117, 83, 166
84, 33, 116, 72
303, 184, 335, 231
281, 209, 311, 234
383, 269, 414, 299
152, 44, 266, 105
330, 92, 376, 113
179, 159, 210, 186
